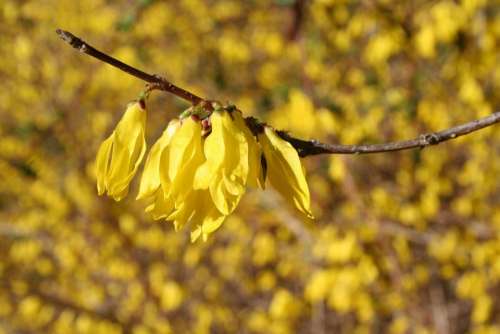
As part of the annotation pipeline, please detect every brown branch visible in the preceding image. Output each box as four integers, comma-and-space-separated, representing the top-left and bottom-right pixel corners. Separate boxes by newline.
55, 29, 204, 105
287, 0, 307, 41
34, 289, 123, 325
277, 112, 500, 157
56, 29, 500, 157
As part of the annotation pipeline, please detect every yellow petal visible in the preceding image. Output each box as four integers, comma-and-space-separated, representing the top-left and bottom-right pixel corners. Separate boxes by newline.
137, 119, 179, 200
190, 226, 202, 242
145, 189, 175, 220
95, 101, 147, 201
233, 111, 265, 188
167, 201, 194, 230
95, 135, 114, 195
161, 117, 204, 208
167, 190, 202, 230
220, 111, 249, 188
164, 186, 227, 242
192, 162, 212, 190
107, 143, 136, 200
114, 102, 146, 144
208, 174, 240, 215
259, 127, 313, 218
169, 142, 204, 205
166, 118, 202, 182
193, 112, 225, 189
188, 190, 226, 242
194, 111, 249, 215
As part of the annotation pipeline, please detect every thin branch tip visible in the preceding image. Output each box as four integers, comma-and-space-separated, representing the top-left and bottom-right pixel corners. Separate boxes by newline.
55, 28, 65, 37
56, 28, 76, 45
56, 29, 204, 105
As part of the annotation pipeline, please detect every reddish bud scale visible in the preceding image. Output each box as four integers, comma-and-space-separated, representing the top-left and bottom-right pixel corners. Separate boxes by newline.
201, 118, 211, 129
201, 118, 212, 137
139, 99, 146, 109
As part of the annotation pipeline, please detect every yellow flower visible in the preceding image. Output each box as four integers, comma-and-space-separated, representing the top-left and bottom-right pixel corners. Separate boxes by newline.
95, 101, 313, 241
259, 126, 313, 218
233, 110, 265, 189
159, 116, 226, 241
136, 119, 180, 219
160, 117, 205, 208
171, 189, 226, 242
193, 110, 249, 215
96, 101, 147, 201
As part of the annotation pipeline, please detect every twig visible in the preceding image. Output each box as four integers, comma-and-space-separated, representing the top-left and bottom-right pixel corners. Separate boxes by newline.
278, 113, 500, 157
287, 0, 307, 40
55, 29, 203, 105
56, 29, 500, 157
430, 282, 450, 334
245, 113, 500, 157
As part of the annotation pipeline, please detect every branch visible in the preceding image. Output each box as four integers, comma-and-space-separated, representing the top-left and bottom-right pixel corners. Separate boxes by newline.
287, 0, 307, 40
55, 29, 204, 105
56, 29, 500, 157
277, 112, 500, 157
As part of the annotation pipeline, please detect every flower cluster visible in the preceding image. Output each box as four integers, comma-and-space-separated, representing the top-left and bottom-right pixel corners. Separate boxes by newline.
96, 101, 313, 241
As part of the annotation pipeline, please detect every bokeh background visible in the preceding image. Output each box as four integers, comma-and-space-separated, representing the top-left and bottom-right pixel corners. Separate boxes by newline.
1, 0, 500, 333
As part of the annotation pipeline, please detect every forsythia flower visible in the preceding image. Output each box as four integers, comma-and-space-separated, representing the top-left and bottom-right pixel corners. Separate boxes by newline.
97, 102, 313, 241
193, 110, 249, 215
259, 126, 314, 219
233, 111, 266, 189
136, 119, 180, 219
96, 101, 147, 201
160, 116, 223, 241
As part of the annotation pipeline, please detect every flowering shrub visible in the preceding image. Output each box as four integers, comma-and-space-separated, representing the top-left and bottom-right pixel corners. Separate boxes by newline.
0, 1, 499, 333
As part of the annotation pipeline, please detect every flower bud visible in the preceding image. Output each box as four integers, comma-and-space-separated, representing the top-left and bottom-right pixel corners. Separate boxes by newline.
259, 126, 313, 218
96, 101, 147, 201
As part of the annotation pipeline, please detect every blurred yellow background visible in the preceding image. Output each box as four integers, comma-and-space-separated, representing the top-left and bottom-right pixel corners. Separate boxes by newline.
1, 0, 500, 333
